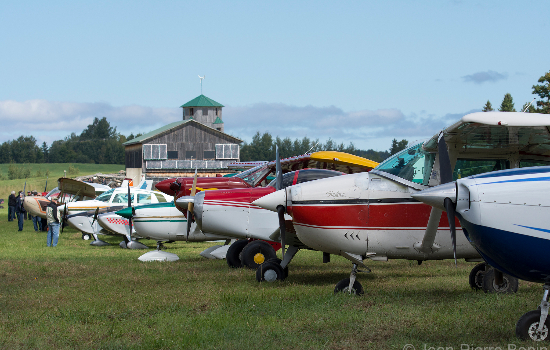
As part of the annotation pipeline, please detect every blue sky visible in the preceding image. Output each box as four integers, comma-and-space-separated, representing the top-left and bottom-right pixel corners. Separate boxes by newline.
1, 0, 548, 152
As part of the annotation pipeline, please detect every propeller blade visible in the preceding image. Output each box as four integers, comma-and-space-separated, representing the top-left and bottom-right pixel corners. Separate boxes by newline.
438, 132, 453, 184
61, 206, 68, 234
91, 207, 99, 225
187, 168, 198, 240
277, 205, 286, 259
444, 197, 457, 265
275, 146, 282, 191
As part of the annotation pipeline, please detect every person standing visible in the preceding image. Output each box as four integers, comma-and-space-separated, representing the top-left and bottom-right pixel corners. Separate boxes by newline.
15, 191, 25, 231
8, 191, 16, 221
46, 201, 61, 247
31, 191, 42, 231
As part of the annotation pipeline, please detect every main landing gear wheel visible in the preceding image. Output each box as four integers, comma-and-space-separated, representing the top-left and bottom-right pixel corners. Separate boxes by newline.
82, 233, 91, 240
482, 269, 519, 294
241, 240, 277, 269
256, 260, 286, 282
469, 262, 487, 290
516, 310, 550, 341
334, 278, 364, 296
226, 239, 249, 268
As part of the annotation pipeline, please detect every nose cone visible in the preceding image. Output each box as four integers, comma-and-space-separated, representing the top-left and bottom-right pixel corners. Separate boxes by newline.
116, 207, 133, 219
155, 178, 177, 195
175, 196, 195, 210
411, 182, 456, 211
252, 188, 286, 212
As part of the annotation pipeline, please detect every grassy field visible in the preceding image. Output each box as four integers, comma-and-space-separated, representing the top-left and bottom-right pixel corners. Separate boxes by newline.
0, 206, 545, 349
0, 163, 124, 201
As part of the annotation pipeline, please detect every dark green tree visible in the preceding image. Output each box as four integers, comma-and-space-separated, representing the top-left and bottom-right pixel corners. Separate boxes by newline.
41, 142, 49, 163
499, 93, 516, 112
389, 139, 409, 155
482, 100, 494, 112
532, 71, 550, 114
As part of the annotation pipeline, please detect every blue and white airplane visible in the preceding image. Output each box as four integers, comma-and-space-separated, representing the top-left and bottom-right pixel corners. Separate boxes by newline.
413, 160, 550, 341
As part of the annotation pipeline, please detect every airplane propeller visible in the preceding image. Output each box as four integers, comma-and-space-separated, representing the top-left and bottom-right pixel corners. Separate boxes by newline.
60, 205, 68, 234
186, 169, 198, 241
437, 132, 458, 265
126, 182, 134, 245
275, 145, 286, 259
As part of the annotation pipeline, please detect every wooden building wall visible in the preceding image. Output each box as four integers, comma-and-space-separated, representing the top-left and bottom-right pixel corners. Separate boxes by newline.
143, 122, 238, 161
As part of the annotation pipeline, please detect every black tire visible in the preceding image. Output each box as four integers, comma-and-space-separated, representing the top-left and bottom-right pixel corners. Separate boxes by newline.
241, 240, 277, 269
482, 268, 519, 294
334, 278, 364, 295
516, 309, 550, 341
469, 262, 487, 290
226, 239, 249, 268
82, 233, 91, 240
256, 261, 285, 282
265, 258, 289, 279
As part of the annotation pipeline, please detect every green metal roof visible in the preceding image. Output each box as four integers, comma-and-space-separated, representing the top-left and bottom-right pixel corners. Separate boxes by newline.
180, 95, 224, 108
213, 116, 224, 124
122, 119, 242, 146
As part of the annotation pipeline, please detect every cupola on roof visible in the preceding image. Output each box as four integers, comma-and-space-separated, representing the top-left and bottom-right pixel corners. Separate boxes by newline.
180, 94, 224, 108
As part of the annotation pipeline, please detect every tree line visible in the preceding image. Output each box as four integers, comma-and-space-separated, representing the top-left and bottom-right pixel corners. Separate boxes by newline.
239, 132, 399, 163
0, 117, 142, 165
482, 71, 550, 113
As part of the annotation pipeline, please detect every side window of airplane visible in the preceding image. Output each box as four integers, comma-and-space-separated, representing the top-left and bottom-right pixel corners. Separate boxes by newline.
112, 193, 134, 204
296, 169, 342, 185
95, 189, 114, 202
137, 194, 152, 204
453, 159, 510, 179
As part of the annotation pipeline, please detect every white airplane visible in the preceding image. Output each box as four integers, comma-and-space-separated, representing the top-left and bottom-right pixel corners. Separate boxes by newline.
64, 183, 172, 243
253, 111, 550, 294
413, 165, 550, 341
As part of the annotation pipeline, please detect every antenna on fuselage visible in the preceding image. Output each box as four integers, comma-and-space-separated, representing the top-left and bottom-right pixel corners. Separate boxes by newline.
305, 141, 320, 154
522, 98, 536, 113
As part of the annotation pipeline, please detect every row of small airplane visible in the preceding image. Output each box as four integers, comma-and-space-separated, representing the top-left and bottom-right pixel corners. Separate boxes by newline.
23, 111, 550, 341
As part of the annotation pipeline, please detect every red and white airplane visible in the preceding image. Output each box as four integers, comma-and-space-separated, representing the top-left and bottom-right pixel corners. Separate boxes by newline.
254, 112, 550, 294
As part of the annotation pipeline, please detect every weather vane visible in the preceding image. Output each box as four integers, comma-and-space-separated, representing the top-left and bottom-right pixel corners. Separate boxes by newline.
198, 75, 205, 94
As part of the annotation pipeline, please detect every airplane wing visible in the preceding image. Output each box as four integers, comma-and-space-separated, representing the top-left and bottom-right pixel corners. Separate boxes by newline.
58, 178, 97, 198
423, 111, 550, 160
265, 151, 379, 174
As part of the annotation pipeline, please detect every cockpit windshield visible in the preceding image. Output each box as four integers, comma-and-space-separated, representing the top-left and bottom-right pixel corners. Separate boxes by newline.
233, 165, 272, 186
374, 142, 435, 186
95, 188, 114, 202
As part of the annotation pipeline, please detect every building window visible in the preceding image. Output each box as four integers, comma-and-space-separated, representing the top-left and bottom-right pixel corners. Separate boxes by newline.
185, 151, 197, 159
204, 150, 216, 159
167, 151, 178, 159
189, 108, 194, 117
215, 144, 239, 159
216, 127, 222, 131
143, 144, 167, 160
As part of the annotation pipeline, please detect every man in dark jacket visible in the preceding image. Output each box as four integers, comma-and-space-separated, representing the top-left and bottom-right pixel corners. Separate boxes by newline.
8, 191, 16, 221
15, 191, 25, 231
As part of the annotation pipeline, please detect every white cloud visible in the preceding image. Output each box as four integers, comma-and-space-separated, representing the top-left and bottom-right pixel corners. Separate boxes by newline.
223, 103, 468, 150
0, 99, 476, 152
0, 99, 181, 145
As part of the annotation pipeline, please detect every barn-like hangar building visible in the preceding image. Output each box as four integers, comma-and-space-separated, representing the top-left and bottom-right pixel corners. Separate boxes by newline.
124, 95, 242, 185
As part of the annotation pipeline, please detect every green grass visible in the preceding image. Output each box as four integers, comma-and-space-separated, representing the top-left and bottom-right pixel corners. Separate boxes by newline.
0, 163, 124, 201
0, 210, 546, 349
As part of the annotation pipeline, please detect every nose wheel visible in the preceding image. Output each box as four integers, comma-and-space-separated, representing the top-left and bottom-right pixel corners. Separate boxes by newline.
516, 284, 550, 341
334, 264, 365, 295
